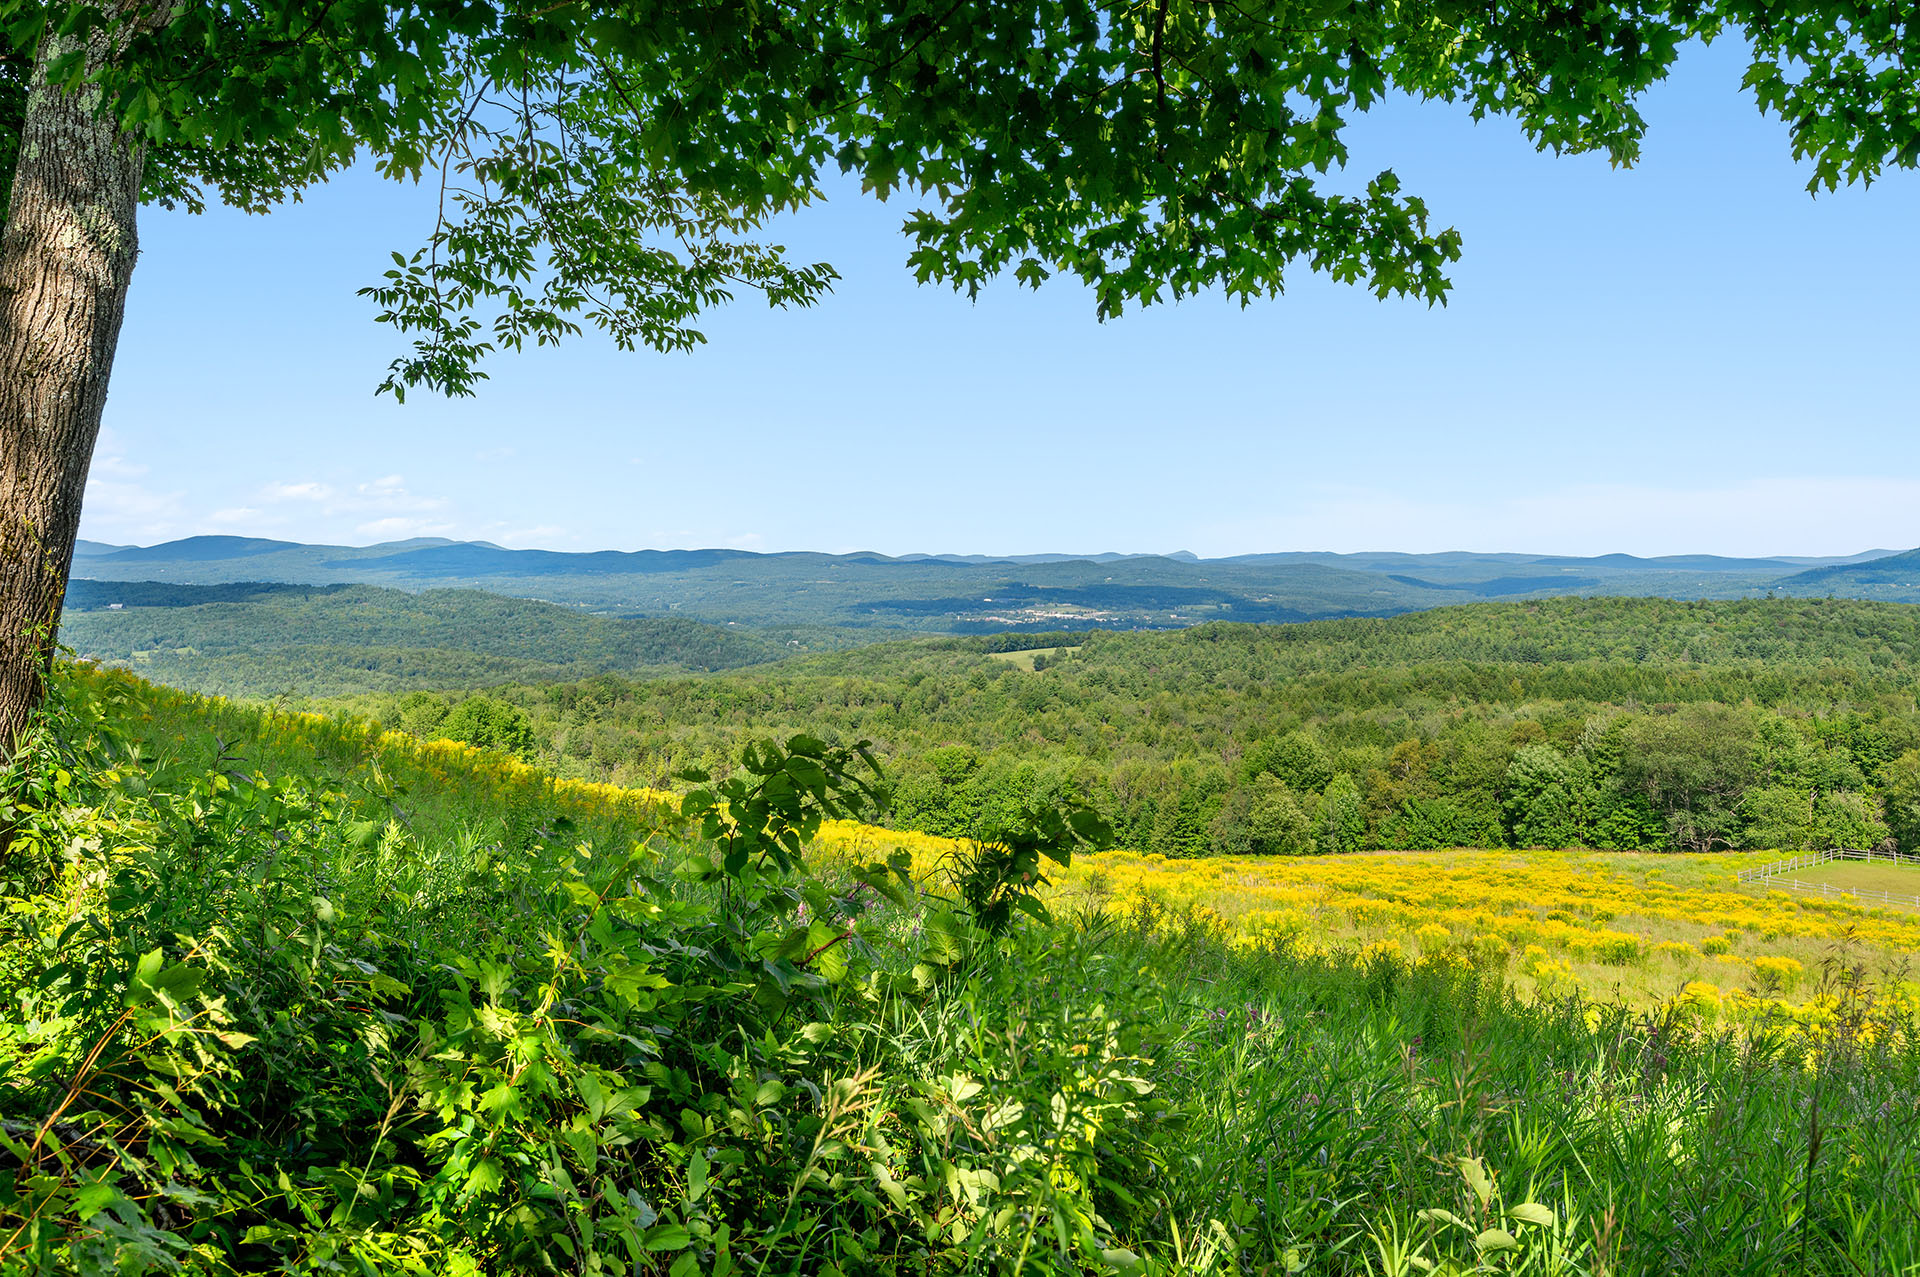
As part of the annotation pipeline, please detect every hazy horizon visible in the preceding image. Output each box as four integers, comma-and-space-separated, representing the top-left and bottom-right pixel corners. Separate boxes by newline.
74, 533, 1905, 565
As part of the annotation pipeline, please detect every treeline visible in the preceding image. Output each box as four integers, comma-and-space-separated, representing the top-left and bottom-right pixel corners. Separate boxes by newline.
340, 597, 1920, 856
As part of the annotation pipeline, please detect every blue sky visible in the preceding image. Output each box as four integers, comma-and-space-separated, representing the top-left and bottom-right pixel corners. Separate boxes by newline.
84, 38, 1917, 559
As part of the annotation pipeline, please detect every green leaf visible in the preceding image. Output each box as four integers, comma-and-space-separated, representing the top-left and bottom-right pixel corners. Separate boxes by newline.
644, 1223, 693, 1251
607, 963, 671, 1005
1508, 1202, 1555, 1227
1475, 1228, 1520, 1251
467, 1158, 504, 1195
1458, 1155, 1494, 1207
126, 948, 165, 1005
152, 961, 204, 1001
812, 941, 849, 983
576, 1070, 609, 1122
72, 1180, 117, 1221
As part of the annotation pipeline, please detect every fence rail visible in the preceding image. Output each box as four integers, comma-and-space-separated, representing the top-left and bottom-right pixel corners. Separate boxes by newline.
1737, 846, 1920, 910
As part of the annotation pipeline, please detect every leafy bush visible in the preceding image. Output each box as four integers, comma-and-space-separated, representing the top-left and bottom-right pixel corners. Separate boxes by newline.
437, 695, 536, 759
8, 667, 1920, 1275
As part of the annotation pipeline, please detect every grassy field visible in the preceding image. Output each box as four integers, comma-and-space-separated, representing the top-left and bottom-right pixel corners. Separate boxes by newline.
1768, 858, 1920, 905
111, 665, 1920, 1021
1049, 849, 1920, 1017
982, 644, 1083, 671
809, 830, 1920, 1019
9, 666, 1920, 1275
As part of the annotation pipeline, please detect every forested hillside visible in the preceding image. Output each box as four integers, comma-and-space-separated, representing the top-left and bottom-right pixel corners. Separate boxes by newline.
72, 535, 1906, 629
58, 581, 842, 696
347, 597, 1920, 858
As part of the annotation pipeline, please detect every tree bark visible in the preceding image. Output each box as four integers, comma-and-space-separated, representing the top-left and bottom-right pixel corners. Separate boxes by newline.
0, 32, 144, 755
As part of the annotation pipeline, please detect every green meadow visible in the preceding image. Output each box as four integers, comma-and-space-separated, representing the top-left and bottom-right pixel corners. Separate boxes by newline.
5, 667, 1919, 1275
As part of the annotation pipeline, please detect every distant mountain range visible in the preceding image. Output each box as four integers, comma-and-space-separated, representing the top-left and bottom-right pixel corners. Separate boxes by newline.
1772, 547, 1920, 589
68, 536, 1914, 634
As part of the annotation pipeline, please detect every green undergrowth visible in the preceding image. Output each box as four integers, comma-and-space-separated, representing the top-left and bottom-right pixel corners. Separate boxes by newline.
4, 667, 1920, 1275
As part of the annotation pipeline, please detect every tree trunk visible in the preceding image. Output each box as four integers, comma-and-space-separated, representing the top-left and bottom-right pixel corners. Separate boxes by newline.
0, 33, 144, 755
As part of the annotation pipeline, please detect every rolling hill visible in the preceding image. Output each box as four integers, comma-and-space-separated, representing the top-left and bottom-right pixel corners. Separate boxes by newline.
68, 536, 1904, 631
1778, 547, 1920, 594
57, 580, 831, 697
324, 594, 1920, 861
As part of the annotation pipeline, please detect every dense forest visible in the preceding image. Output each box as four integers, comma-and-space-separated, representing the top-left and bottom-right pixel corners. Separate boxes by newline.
341, 596, 1920, 858
59, 582, 853, 695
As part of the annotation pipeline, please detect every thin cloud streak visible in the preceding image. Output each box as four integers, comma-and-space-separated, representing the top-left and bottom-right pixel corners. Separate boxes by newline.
1191, 477, 1920, 561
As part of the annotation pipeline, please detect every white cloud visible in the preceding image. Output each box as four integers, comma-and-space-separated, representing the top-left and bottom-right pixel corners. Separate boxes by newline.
91, 428, 149, 480
1191, 476, 1920, 559
81, 476, 186, 542
356, 516, 457, 540
353, 474, 445, 512
94, 454, 148, 479
252, 474, 456, 540
262, 480, 334, 502
83, 468, 468, 547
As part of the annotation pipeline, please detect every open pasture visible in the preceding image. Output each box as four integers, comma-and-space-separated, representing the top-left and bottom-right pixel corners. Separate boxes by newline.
1762, 858, 1920, 908
107, 665, 1920, 1025
1042, 847, 1920, 1016
982, 643, 1083, 670
798, 824, 1920, 1019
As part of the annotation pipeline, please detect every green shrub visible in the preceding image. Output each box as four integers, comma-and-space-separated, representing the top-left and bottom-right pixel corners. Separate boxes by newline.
8, 668, 1920, 1276
437, 695, 536, 759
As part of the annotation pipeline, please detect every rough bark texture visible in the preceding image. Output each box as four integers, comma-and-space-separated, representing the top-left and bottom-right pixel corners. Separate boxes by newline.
0, 34, 144, 755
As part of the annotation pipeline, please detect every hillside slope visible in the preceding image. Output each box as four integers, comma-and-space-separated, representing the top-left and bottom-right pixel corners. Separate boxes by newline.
354, 596, 1920, 860
58, 580, 811, 696
6, 665, 1919, 1274
1781, 546, 1920, 595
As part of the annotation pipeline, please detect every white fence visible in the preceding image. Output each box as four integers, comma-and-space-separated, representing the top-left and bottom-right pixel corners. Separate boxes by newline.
1737, 846, 1920, 910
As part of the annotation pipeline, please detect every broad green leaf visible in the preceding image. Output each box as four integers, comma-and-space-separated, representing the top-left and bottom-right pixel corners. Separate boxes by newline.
1508, 1202, 1555, 1227
644, 1223, 693, 1251
72, 1180, 117, 1221
467, 1158, 504, 1195
576, 1070, 608, 1123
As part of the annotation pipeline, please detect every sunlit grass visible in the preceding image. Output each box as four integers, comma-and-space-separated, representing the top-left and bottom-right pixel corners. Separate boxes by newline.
105, 664, 1920, 1026
1769, 858, 1920, 907
1044, 848, 1920, 1016
26, 664, 1920, 1274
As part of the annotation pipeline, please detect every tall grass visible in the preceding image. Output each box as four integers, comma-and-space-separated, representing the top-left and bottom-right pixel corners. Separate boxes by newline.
4, 667, 1918, 1275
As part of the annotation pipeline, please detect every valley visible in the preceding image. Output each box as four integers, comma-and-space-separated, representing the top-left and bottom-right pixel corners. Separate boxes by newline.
69, 535, 1910, 633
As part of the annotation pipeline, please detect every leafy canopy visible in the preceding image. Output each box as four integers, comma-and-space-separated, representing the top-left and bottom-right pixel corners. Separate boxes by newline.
10, 0, 1914, 396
